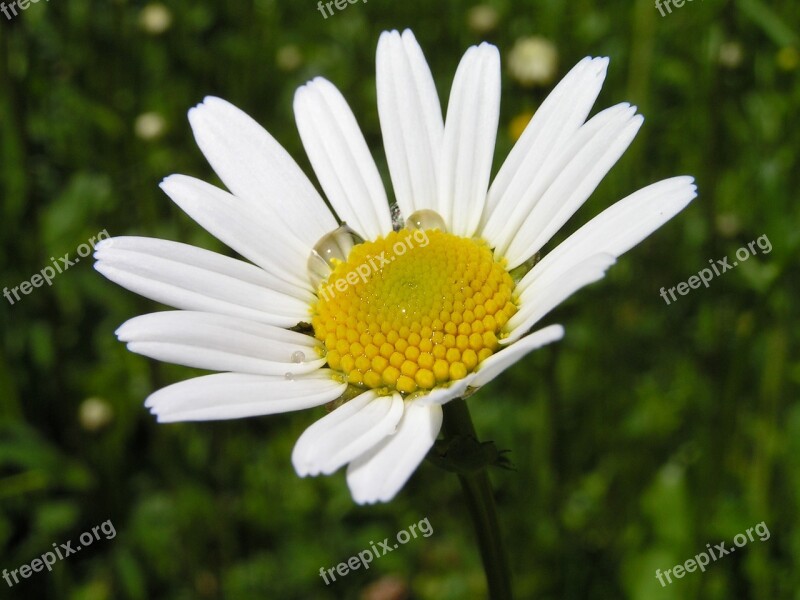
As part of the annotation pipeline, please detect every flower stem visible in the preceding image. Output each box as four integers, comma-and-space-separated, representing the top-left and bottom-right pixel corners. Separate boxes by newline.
441, 398, 513, 599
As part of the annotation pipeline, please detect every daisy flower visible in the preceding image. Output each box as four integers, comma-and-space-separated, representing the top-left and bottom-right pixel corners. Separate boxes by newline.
95, 29, 696, 505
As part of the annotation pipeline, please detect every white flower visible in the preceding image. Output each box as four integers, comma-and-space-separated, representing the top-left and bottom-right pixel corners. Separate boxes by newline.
134, 112, 167, 141
78, 397, 113, 431
138, 3, 172, 35
95, 29, 696, 504
467, 5, 500, 34
507, 36, 559, 86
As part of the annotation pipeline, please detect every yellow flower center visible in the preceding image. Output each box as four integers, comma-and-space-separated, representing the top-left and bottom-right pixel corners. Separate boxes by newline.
311, 228, 517, 395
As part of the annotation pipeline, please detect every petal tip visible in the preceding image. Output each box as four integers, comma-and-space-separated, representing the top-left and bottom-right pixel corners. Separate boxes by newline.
93, 237, 113, 251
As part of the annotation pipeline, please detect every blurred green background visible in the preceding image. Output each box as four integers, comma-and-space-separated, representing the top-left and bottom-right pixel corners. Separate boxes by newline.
1, 0, 798, 598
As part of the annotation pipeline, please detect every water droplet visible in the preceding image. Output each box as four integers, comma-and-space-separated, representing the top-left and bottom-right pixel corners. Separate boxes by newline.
291, 350, 305, 363
308, 224, 364, 288
284, 372, 295, 381
406, 209, 446, 232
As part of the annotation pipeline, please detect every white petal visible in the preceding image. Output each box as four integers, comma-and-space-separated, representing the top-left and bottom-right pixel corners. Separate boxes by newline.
377, 29, 444, 219
420, 325, 565, 405
94, 237, 312, 327
292, 391, 404, 477
517, 177, 698, 295
145, 370, 345, 422
471, 324, 565, 387
481, 57, 609, 248
294, 78, 392, 240
438, 43, 500, 237
346, 401, 442, 504
116, 311, 324, 376
419, 378, 471, 406
485, 102, 630, 257
187, 96, 338, 248
503, 255, 615, 345
503, 105, 644, 268
160, 174, 313, 295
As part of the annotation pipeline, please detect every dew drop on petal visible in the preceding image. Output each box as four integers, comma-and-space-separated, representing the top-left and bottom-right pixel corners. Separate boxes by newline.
406, 209, 446, 232
308, 224, 364, 287
291, 350, 305, 363
284, 372, 295, 381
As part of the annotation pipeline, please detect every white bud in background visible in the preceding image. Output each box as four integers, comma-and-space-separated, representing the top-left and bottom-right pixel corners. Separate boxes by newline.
718, 41, 743, 69
276, 45, 304, 72
79, 397, 113, 432
135, 112, 167, 141
467, 5, 499, 35
139, 3, 172, 35
508, 36, 559, 87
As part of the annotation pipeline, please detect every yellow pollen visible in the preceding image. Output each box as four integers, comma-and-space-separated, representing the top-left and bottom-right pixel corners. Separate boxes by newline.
311, 229, 517, 395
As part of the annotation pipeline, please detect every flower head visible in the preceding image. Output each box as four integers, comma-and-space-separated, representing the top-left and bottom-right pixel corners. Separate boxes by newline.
507, 36, 559, 86
139, 3, 172, 35
95, 29, 696, 504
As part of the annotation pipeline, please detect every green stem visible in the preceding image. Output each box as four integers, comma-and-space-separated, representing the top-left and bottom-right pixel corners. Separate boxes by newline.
441, 399, 513, 600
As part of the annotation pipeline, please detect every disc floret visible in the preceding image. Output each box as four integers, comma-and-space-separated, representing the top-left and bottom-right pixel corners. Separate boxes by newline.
311, 226, 517, 395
